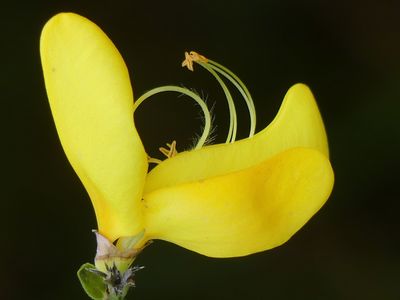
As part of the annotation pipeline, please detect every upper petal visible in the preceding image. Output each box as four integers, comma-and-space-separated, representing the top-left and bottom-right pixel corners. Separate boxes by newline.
143, 148, 334, 257
40, 13, 147, 241
145, 84, 329, 193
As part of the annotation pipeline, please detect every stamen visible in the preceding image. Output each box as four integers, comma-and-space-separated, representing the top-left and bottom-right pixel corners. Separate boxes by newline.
183, 51, 238, 143
189, 51, 208, 64
134, 86, 211, 161
182, 51, 208, 71
182, 51, 257, 140
207, 60, 256, 137
181, 52, 194, 71
159, 141, 178, 158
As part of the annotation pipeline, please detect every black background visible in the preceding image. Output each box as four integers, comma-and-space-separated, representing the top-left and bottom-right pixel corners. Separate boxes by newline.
1, 1, 399, 299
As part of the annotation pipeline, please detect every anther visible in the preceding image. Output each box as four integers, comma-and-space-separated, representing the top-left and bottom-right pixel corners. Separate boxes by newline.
189, 51, 208, 63
147, 156, 162, 164
182, 52, 194, 71
182, 51, 208, 71
159, 140, 178, 159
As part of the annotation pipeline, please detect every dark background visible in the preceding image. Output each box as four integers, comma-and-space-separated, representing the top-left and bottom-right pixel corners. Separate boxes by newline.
1, 0, 399, 299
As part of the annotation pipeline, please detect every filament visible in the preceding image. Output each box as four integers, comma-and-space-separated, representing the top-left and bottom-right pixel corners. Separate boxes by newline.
133, 86, 211, 150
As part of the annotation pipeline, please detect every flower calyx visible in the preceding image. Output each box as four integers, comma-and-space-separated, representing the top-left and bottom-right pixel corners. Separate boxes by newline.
77, 231, 148, 299
94, 230, 146, 273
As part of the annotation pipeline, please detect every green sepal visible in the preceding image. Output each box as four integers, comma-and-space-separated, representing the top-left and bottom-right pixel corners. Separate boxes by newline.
116, 230, 145, 252
77, 263, 107, 300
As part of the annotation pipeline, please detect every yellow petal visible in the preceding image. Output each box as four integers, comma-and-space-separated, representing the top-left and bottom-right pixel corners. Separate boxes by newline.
145, 84, 329, 193
143, 148, 333, 257
40, 13, 147, 241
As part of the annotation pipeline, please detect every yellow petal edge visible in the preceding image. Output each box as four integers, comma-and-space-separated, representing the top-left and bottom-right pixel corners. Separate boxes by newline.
40, 13, 147, 241
145, 83, 329, 193
144, 147, 334, 257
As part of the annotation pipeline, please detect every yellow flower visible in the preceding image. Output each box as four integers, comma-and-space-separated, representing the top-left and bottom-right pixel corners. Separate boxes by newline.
40, 12, 333, 271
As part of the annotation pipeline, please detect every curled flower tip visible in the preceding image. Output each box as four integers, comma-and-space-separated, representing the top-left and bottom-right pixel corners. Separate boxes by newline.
181, 51, 208, 71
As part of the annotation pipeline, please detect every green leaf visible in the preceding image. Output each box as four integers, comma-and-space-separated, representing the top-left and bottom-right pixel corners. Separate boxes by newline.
77, 263, 107, 300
